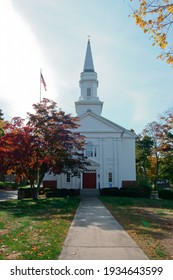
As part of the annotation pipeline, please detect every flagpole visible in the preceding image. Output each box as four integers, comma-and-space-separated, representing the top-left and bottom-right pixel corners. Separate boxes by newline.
37, 68, 42, 190
40, 69, 47, 101
40, 68, 42, 102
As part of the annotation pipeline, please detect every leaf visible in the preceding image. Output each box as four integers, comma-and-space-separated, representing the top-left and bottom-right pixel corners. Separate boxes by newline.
131, 0, 173, 66
32, 246, 37, 251
168, 5, 173, 14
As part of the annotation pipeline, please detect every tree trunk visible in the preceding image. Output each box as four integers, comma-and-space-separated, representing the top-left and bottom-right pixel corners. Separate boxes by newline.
154, 153, 159, 190
30, 182, 37, 200
35, 172, 45, 199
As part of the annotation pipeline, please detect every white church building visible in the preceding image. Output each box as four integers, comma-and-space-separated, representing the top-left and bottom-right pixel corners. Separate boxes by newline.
43, 39, 136, 190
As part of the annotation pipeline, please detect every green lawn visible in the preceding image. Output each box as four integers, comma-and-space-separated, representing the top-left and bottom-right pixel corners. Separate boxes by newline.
1, 195, 173, 260
0, 197, 80, 260
100, 196, 173, 260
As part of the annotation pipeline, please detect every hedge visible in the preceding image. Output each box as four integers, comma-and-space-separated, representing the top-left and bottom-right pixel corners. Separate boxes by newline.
99, 188, 119, 196
18, 187, 37, 199
45, 188, 80, 198
100, 186, 151, 198
158, 189, 173, 200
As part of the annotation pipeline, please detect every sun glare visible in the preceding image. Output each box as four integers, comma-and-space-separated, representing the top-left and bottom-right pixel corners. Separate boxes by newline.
0, 0, 50, 119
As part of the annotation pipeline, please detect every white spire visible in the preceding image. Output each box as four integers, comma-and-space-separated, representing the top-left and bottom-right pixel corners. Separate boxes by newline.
83, 38, 95, 72
75, 38, 103, 117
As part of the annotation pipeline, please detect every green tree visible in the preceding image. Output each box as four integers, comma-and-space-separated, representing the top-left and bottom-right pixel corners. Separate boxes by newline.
0, 109, 4, 120
136, 134, 154, 178
157, 109, 173, 182
160, 154, 173, 183
159, 110, 173, 152
137, 109, 173, 185
143, 121, 161, 187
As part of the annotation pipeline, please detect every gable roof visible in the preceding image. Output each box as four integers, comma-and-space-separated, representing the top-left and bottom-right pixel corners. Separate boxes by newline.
77, 111, 136, 138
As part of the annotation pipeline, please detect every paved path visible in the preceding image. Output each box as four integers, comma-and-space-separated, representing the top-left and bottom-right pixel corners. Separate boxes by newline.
59, 197, 148, 260
0, 190, 17, 201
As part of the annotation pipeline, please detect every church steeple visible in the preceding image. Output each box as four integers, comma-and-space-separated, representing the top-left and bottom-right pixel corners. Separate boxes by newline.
83, 38, 95, 72
75, 39, 103, 116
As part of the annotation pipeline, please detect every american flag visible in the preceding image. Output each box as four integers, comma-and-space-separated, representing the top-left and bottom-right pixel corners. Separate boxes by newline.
40, 72, 47, 91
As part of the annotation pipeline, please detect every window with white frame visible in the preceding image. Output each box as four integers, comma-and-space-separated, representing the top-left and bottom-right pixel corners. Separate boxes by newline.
66, 173, 71, 183
86, 142, 97, 158
108, 172, 113, 183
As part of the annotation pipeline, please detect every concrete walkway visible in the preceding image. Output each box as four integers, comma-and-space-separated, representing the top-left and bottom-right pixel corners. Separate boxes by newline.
59, 197, 148, 260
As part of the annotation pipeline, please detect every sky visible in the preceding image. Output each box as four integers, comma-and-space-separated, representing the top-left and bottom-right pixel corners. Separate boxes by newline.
0, 0, 173, 134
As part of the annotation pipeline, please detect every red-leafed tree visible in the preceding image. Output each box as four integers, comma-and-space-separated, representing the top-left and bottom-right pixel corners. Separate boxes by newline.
0, 99, 88, 198
0, 117, 41, 189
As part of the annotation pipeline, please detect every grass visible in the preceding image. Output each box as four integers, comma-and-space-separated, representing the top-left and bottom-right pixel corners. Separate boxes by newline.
1, 194, 173, 260
100, 196, 173, 260
0, 197, 80, 260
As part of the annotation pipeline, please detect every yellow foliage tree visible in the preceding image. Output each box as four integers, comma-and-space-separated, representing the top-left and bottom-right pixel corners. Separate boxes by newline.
131, 0, 173, 65
0, 120, 8, 137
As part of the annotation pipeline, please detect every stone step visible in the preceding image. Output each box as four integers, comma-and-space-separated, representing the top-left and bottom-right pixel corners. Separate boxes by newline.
150, 191, 159, 199
80, 189, 99, 197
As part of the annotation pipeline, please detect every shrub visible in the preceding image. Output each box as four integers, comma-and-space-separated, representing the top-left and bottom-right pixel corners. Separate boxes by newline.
18, 187, 36, 199
156, 182, 171, 191
119, 188, 149, 198
45, 188, 80, 198
158, 189, 173, 200
99, 188, 119, 196
137, 177, 152, 195
100, 186, 150, 198
68, 189, 80, 197
122, 180, 138, 188
45, 188, 67, 198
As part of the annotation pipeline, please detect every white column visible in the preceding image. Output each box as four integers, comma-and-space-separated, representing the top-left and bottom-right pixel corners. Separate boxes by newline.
113, 138, 118, 187
117, 138, 122, 188
99, 138, 104, 189
80, 172, 83, 189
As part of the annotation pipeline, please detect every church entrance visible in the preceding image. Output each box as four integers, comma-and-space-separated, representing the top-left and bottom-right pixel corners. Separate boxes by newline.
83, 171, 96, 189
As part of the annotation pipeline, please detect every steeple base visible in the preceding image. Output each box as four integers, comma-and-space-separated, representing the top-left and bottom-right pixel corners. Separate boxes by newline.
75, 100, 103, 116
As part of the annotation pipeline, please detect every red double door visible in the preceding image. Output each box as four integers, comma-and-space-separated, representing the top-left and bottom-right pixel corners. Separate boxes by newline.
83, 172, 96, 189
